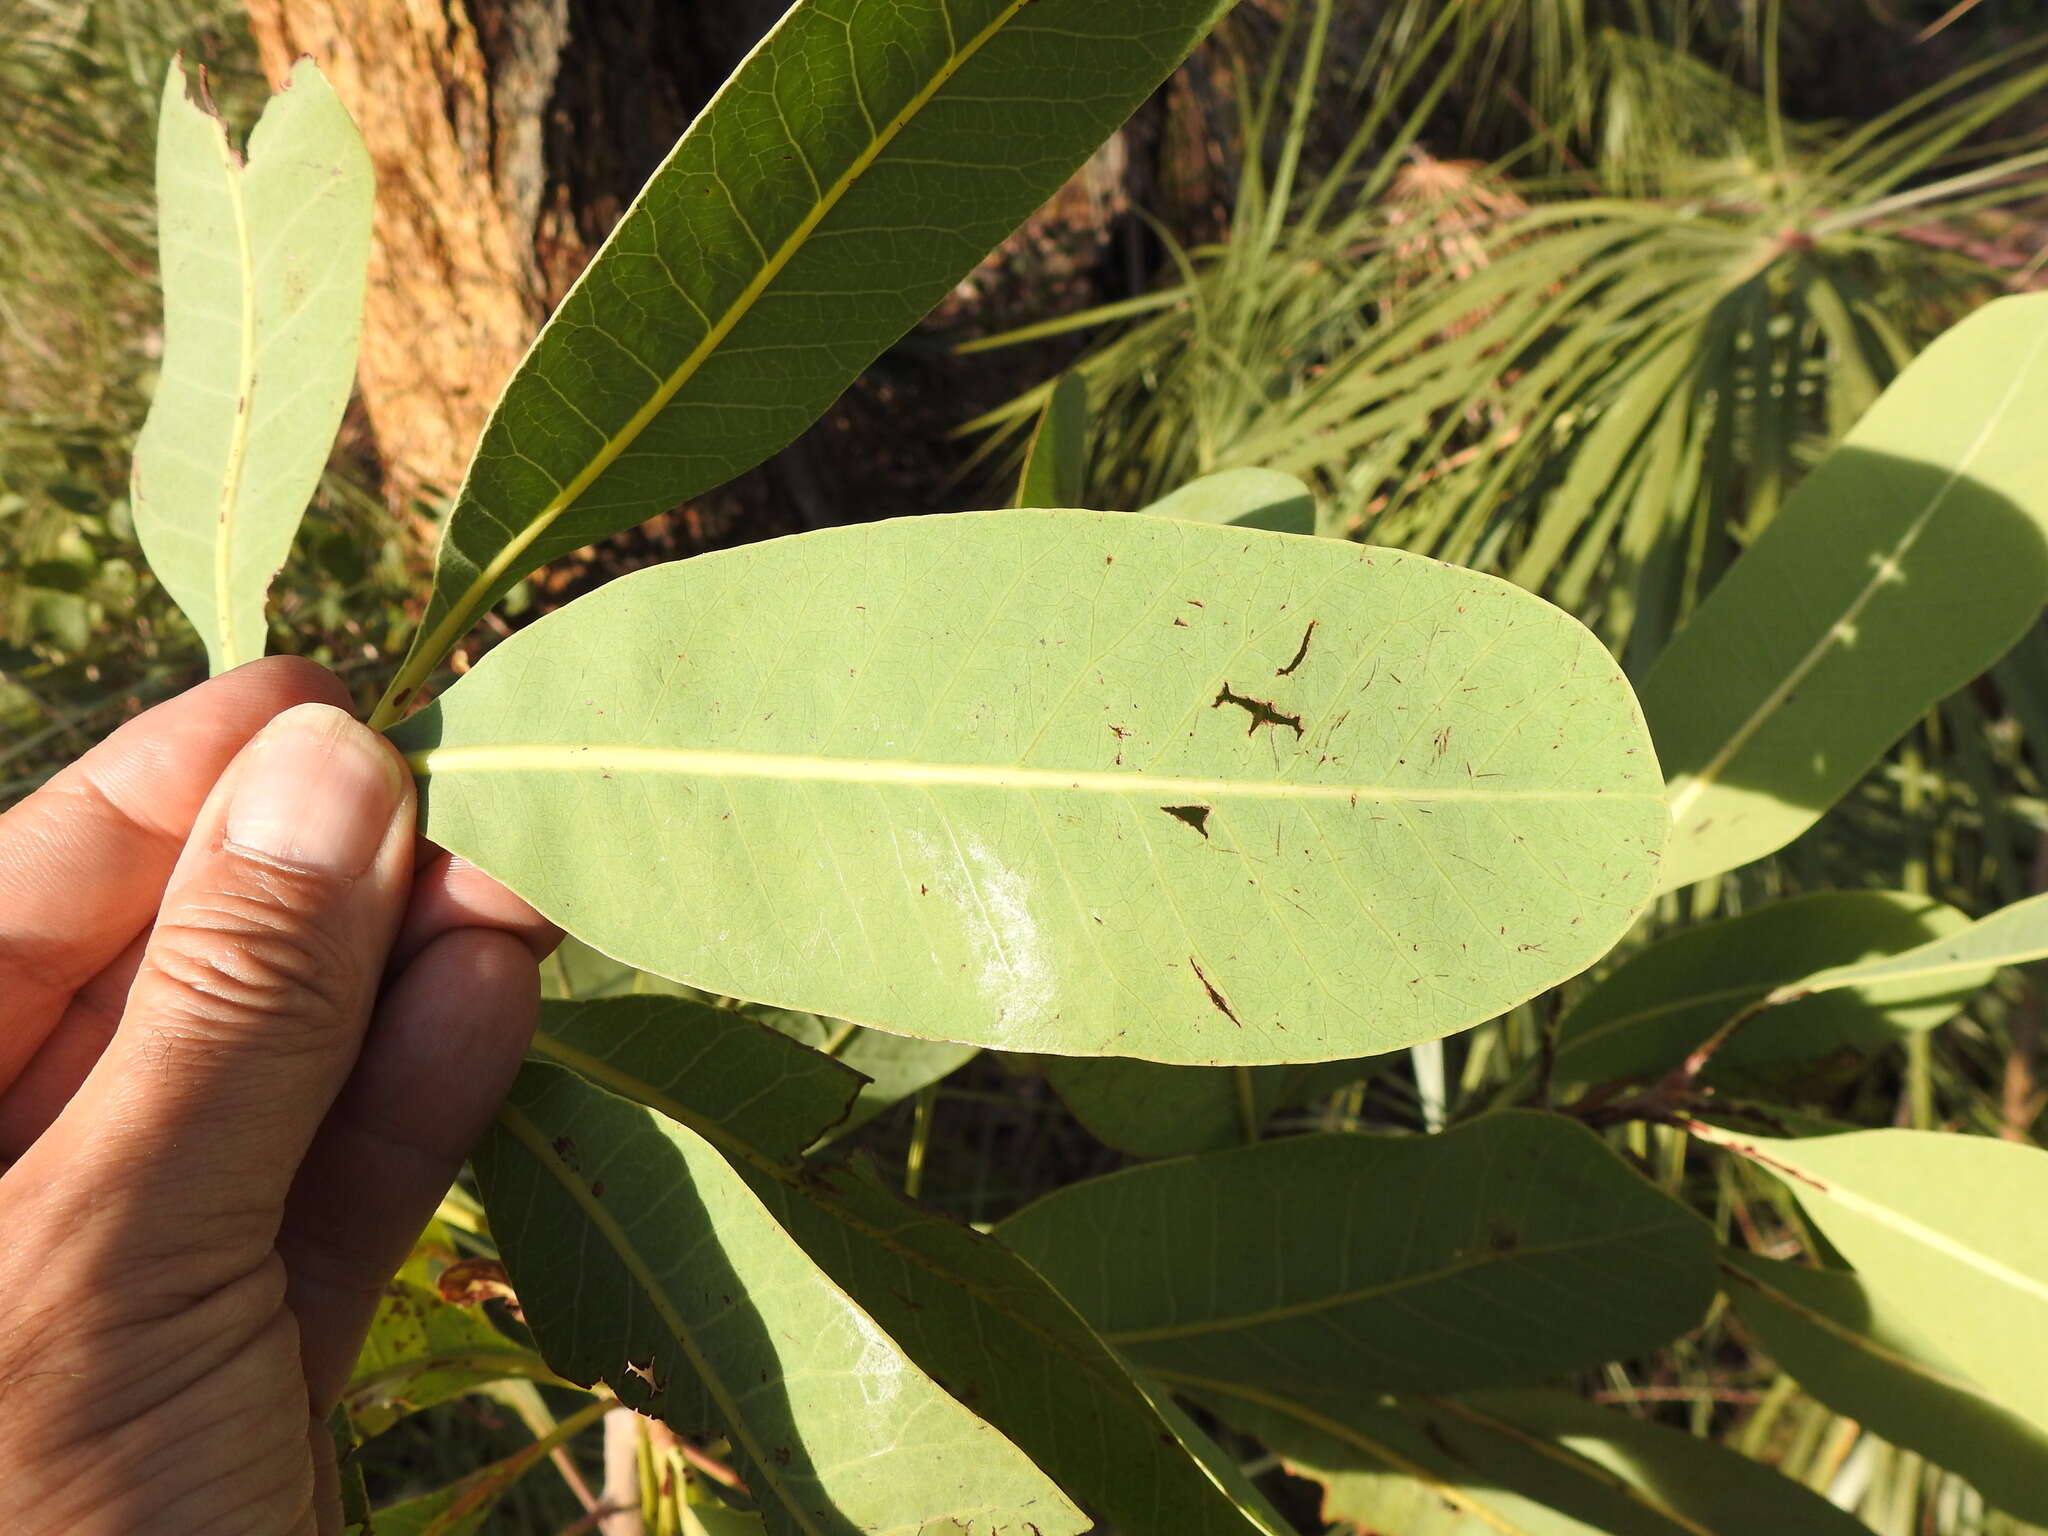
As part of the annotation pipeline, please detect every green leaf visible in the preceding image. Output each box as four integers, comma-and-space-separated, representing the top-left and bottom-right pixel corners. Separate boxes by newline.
1693, 1122, 2048, 1434
1140, 467, 1318, 536
997, 1111, 1716, 1397
527, 992, 1293, 1536
132, 58, 371, 675
1197, 1383, 1871, 1536
329, 1403, 372, 1536
343, 1278, 556, 1437
1039, 1055, 1365, 1158
1723, 1252, 2048, 1522
1014, 372, 1089, 508
535, 997, 864, 1158
393, 510, 1667, 1065
1789, 889, 2048, 999
1553, 891, 1983, 1087
749, 1005, 978, 1136
538, 948, 967, 1131
376, 0, 1234, 723
477, 1063, 1086, 1536
1643, 294, 2048, 890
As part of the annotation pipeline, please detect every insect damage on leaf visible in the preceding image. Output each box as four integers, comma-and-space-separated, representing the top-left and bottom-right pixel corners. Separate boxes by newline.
1189, 957, 1245, 1026
1212, 683, 1304, 737
1276, 621, 1317, 677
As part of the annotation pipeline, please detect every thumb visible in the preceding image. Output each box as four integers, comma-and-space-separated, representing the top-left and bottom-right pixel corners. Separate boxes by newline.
44, 702, 415, 1276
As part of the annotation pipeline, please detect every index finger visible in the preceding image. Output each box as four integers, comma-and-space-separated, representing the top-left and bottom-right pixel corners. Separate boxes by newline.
0, 656, 349, 1082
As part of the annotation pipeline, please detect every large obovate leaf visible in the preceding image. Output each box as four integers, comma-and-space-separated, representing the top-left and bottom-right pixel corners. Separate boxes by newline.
1723, 1253, 2048, 1522
506, 996, 1292, 1536
393, 512, 1666, 1064
1643, 294, 2048, 891
132, 59, 372, 674
373, 0, 1234, 722
1551, 890, 1985, 1087
998, 1111, 1715, 1398
1205, 1385, 1869, 1536
1692, 1123, 2048, 1434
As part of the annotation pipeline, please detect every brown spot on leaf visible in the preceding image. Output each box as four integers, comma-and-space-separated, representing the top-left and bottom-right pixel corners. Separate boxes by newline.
1276, 620, 1317, 677
1189, 957, 1244, 1026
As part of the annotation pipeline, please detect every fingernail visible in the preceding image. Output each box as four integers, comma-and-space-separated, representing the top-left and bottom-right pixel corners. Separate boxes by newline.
225, 703, 407, 875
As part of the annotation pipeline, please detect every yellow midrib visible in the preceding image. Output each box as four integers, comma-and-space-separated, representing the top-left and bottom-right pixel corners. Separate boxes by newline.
213, 118, 259, 669
385, 0, 1037, 719
1691, 1122, 2048, 1309
409, 742, 1660, 806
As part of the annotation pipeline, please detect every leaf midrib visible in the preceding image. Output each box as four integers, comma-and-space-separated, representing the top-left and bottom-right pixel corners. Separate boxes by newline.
1694, 1123, 2048, 1308
1103, 1220, 1689, 1344
1664, 323, 2048, 824
209, 108, 258, 668
1718, 1258, 1994, 1401
411, 743, 1658, 806
1797, 918, 2048, 998
382, 0, 1037, 721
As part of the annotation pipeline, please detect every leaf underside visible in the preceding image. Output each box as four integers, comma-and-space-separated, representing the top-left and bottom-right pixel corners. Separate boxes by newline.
1644, 293, 2048, 890
394, 511, 1667, 1065
132, 59, 372, 674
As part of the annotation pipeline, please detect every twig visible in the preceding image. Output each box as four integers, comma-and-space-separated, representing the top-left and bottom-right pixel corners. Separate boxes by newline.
1915, 0, 1988, 43
1561, 989, 1802, 1128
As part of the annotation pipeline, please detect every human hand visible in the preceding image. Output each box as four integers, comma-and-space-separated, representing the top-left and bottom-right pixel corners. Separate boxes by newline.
0, 658, 557, 1534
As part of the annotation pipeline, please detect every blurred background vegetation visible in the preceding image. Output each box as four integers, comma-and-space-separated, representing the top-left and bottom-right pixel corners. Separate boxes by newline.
7, 0, 2048, 1530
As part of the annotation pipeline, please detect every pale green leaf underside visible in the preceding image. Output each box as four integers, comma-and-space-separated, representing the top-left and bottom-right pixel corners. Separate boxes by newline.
477, 1064, 1085, 1536
1196, 1382, 1869, 1536
998, 1112, 1715, 1396
1793, 888, 2048, 999
1698, 1124, 2048, 1434
382, 0, 1233, 719
394, 511, 1666, 1066
524, 992, 1292, 1536
1141, 466, 1319, 536
133, 59, 371, 674
1723, 1253, 2048, 1522
1554, 890, 1982, 1086
1644, 294, 2048, 890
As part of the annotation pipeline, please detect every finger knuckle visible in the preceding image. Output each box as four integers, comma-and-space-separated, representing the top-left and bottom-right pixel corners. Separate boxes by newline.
147, 871, 365, 1044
